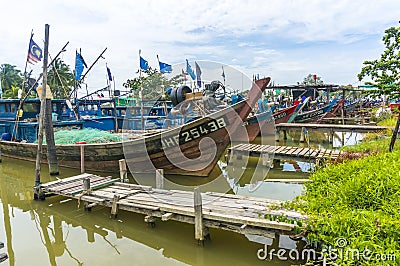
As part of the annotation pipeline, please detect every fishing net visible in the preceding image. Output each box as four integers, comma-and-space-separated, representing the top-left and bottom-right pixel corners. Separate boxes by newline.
42, 128, 124, 144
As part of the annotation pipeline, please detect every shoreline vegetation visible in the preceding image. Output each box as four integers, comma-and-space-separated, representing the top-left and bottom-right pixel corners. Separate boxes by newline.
291, 114, 400, 265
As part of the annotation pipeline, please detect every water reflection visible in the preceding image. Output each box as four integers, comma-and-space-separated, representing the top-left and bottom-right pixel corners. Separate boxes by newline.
0, 156, 311, 266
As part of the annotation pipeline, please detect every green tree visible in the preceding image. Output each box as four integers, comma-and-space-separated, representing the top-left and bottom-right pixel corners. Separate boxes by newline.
358, 23, 400, 98
123, 67, 184, 100
47, 58, 75, 99
0, 64, 23, 92
300, 74, 324, 85
2, 85, 20, 98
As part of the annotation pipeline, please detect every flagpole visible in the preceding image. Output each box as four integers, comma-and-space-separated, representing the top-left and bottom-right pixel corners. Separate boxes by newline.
12, 30, 34, 140
139, 50, 144, 131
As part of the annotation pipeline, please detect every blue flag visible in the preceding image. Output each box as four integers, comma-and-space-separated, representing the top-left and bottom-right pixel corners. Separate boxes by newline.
157, 55, 172, 73
140, 56, 148, 71
195, 61, 202, 88
159, 61, 172, 73
186, 59, 196, 80
27, 36, 42, 64
75, 52, 87, 81
107, 66, 113, 81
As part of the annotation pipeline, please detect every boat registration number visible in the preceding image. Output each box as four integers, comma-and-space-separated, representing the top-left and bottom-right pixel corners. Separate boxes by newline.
161, 117, 228, 148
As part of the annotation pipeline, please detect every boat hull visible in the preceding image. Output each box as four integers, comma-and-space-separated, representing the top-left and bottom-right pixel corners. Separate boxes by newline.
1, 78, 270, 177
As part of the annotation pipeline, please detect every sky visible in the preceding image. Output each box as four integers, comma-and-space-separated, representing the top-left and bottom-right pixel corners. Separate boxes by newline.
1, 0, 399, 97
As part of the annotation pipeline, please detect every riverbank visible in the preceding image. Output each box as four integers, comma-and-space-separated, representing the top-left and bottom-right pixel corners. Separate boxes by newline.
293, 116, 400, 265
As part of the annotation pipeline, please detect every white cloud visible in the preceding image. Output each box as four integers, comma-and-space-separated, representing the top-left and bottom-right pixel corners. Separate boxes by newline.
0, 0, 399, 94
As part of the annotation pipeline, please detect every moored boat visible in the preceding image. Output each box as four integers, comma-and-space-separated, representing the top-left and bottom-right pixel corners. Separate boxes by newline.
0, 77, 270, 176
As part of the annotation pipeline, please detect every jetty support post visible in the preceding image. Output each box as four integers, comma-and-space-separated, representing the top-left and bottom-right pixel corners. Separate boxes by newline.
110, 194, 120, 218
299, 127, 306, 142
80, 145, 85, 174
119, 159, 128, 182
194, 187, 208, 245
274, 129, 280, 142
155, 169, 164, 189
82, 177, 91, 210
283, 130, 287, 140
261, 152, 271, 167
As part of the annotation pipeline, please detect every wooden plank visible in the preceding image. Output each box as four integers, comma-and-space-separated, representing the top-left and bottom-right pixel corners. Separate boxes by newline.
292, 147, 304, 156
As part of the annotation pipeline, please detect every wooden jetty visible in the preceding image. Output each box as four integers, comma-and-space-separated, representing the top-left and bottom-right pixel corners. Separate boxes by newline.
321, 117, 372, 124
227, 143, 342, 163
276, 122, 388, 133
275, 122, 389, 142
39, 173, 307, 241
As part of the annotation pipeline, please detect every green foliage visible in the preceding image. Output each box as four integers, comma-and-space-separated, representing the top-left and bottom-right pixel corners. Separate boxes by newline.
342, 136, 400, 154
1, 60, 75, 99
0, 64, 23, 97
47, 58, 75, 99
300, 74, 324, 85
123, 67, 184, 100
295, 151, 400, 265
358, 24, 400, 98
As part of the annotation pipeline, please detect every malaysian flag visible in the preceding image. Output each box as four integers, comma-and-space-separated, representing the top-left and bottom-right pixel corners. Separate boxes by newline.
27, 36, 42, 64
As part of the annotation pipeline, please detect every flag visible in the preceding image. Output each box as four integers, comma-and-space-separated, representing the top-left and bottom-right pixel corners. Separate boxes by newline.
195, 61, 202, 88
181, 69, 187, 82
140, 56, 148, 71
186, 59, 196, 80
27, 36, 43, 64
221, 66, 225, 79
107, 66, 113, 81
75, 52, 87, 81
157, 55, 172, 73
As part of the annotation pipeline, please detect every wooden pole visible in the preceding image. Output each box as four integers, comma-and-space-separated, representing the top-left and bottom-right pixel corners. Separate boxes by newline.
34, 24, 50, 200
389, 114, 400, 152
45, 98, 58, 175
155, 169, 164, 189
80, 145, 85, 174
194, 187, 204, 243
119, 159, 127, 182
110, 194, 120, 218
299, 127, 305, 142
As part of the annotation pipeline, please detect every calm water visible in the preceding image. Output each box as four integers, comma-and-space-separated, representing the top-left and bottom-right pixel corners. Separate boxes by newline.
0, 132, 362, 265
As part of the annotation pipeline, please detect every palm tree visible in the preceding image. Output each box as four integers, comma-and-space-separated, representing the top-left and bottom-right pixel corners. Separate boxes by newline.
47, 58, 75, 99
0, 64, 23, 91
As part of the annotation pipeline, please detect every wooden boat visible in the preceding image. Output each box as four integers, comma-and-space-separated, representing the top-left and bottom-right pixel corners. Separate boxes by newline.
293, 98, 338, 123
232, 110, 273, 142
232, 101, 303, 142
0, 77, 270, 176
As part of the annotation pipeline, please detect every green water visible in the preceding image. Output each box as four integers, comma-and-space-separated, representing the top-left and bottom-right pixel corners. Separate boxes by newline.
0, 155, 308, 266
0, 130, 359, 265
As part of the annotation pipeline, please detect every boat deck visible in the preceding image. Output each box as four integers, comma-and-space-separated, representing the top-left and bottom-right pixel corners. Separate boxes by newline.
39, 173, 306, 240
228, 143, 342, 163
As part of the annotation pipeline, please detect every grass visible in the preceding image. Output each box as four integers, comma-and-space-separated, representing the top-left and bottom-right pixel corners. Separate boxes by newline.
288, 113, 400, 265
341, 115, 398, 154
293, 148, 400, 265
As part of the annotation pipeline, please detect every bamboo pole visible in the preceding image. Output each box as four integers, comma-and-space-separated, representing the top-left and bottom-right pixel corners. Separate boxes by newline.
34, 24, 50, 200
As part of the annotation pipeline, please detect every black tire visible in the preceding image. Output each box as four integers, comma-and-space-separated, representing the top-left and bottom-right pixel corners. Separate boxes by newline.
170, 88, 179, 106
176, 85, 192, 105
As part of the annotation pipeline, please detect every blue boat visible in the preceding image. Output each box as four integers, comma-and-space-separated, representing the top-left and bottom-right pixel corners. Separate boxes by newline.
0, 98, 83, 143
